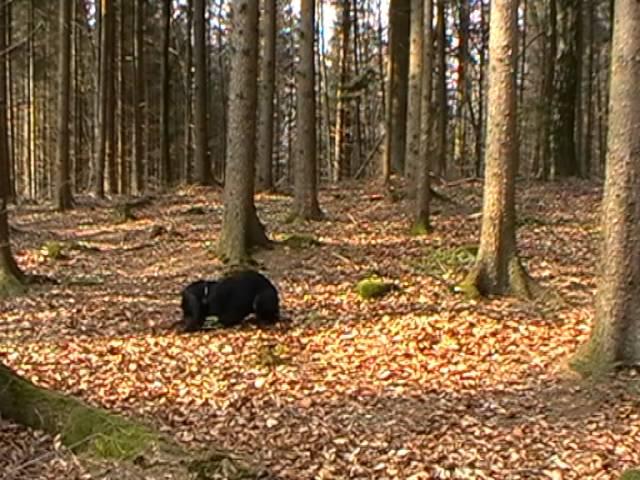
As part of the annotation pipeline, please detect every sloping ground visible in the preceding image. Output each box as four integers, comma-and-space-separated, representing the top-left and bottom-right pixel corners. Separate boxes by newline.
1, 180, 639, 479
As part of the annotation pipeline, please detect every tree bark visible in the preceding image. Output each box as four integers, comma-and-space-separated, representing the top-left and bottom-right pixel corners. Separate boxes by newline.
55, 0, 73, 209
413, 0, 433, 233
193, 0, 211, 185
160, 0, 172, 187
218, 0, 269, 264
290, 0, 323, 221
404, 0, 423, 184
132, 0, 145, 194
460, 0, 536, 298
573, 0, 640, 373
256, 0, 277, 191
332, 0, 352, 183
0, 0, 23, 295
385, 0, 410, 175
434, 0, 448, 178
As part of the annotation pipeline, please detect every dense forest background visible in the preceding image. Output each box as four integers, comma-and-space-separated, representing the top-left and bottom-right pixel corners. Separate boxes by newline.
4, 0, 613, 201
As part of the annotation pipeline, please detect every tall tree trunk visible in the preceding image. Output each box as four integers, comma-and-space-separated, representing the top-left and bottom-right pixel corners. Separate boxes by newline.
160, 0, 172, 187
434, 0, 448, 177
332, 0, 352, 183
184, 0, 193, 183
413, 0, 433, 233
256, 0, 276, 191
551, 0, 580, 178
0, 0, 23, 294
132, 0, 145, 194
461, 0, 536, 298
539, 0, 557, 180
290, 0, 323, 220
218, 0, 269, 264
93, 0, 112, 197
193, 0, 210, 185
384, 0, 410, 175
573, 0, 640, 373
404, 0, 423, 183
55, 0, 73, 209
454, 0, 469, 177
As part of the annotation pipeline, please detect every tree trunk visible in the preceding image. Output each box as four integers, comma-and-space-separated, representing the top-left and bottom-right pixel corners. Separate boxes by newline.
385, 0, 410, 175
551, 0, 580, 178
332, 0, 352, 183
160, 0, 172, 187
434, 0, 448, 177
454, 1, 469, 177
0, 0, 23, 295
55, 0, 73, 210
404, 0, 423, 185
132, 0, 145, 194
193, 0, 211, 185
460, 0, 536, 298
290, 0, 323, 221
539, 0, 557, 180
256, 0, 277, 192
92, 0, 112, 197
218, 0, 269, 264
573, 0, 640, 374
413, 0, 433, 233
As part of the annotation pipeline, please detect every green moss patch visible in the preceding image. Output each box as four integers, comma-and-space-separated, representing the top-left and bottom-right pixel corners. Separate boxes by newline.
356, 276, 397, 300
417, 244, 478, 281
40, 240, 65, 260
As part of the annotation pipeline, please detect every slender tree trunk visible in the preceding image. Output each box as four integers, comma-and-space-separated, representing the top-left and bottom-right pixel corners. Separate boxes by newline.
551, 0, 580, 178
454, 1, 469, 177
193, 0, 210, 185
256, 0, 277, 191
404, 0, 423, 184
573, 0, 640, 373
160, 0, 172, 187
55, 0, 73, 209
132, 0, 145, 194
540, 0, 557, 180
435, 0, 448, 177
414, 0, 433, 232
461, 0, 536, 298
0, 0, 23, 294
93, 0, 112, 197
385, 0, 410, 175
218, 0, 269, 263
290, 0, 323, 221
184, 0, 193, 183
332, 0, 352, 183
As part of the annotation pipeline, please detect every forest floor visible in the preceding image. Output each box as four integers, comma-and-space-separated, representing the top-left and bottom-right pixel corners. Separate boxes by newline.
1, 179, 639, 480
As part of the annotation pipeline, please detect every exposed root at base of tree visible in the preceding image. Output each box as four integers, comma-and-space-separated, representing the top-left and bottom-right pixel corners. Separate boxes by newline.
410, 219, 433, 236
457, 255, 542, 300
0, 269, 25, 298
285, 207, 325, 223
0, 364, 265, 480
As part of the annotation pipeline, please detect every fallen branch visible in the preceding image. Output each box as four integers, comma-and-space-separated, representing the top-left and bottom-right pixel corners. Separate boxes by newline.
0, 363, 266, 479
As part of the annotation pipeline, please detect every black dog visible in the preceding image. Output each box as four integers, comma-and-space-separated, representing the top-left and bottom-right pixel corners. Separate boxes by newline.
180, 270, 279, 332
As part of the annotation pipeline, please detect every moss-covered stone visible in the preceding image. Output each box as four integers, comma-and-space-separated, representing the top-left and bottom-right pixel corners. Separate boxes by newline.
356, 277, 397, 300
